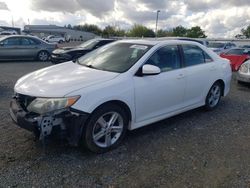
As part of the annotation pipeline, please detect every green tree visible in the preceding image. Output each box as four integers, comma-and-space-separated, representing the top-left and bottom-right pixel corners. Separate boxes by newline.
102, 25, 117, 37
157, 29, 174, 37
73, 24, 102, 36
172, 25, 187, 37
241, 25, 250, 38
128, 24, 155, 37
67, 24, 72, 29
186, 26, 207, 38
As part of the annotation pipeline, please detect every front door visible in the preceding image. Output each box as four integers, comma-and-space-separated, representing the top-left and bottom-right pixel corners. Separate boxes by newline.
134, 45, 186, 123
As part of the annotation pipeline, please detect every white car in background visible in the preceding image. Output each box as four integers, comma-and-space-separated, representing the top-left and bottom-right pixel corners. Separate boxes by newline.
10, 40, 232, 153
45, 35, 65, 43
0, 30, 18, 35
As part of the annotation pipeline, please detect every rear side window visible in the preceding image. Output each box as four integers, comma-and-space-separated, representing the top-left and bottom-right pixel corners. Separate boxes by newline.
3, 38, 20, 45
145, 45, 181, 72
21, 38, 30, 45
182, 45, 213, 67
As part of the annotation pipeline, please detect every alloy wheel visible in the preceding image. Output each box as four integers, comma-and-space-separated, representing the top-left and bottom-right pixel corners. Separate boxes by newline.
92, 112, 124, 148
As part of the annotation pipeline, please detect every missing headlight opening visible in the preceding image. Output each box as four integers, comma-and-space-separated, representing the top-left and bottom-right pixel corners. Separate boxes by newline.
10, 94, 89, 146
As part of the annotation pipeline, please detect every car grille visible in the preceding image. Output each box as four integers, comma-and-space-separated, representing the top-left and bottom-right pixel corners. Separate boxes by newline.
14, 93, 36, 111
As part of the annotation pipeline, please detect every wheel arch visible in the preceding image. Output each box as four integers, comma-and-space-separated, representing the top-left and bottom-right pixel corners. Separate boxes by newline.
91, 100, 132, 123
214, 79, 225, 96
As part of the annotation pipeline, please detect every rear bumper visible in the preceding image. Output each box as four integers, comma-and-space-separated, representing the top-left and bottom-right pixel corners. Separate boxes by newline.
10, 98, 89, 146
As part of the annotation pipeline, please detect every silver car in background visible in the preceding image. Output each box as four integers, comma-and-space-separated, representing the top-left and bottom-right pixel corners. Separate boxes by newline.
0, 35, 57, 61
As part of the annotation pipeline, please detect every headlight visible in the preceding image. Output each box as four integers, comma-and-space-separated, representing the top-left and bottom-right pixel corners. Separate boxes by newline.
27, 96, 80, 114
239, 62, 250, 73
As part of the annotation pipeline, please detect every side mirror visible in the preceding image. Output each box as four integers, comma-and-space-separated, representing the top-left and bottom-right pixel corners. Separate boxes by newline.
142, 64, 161, 76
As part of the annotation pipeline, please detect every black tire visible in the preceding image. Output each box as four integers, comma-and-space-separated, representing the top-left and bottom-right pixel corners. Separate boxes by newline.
204, 82, 222, 111
237, 80, 245, 85
83, 104, 128, 153
37, 50, 49, 61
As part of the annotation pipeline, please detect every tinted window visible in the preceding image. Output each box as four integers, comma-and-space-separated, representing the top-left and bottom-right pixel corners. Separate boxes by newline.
3, 38, 20, 45
29, 38, 40, 45
183, 45, 212, 67
95, 40, 114, 48
78, 42, 152, 73
145, 45, 181, 72
21, 38, 30, 45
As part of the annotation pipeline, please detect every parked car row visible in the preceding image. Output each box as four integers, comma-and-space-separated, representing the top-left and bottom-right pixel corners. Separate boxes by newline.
0, 35, 249, 85
0, 35, 116, 62
51, 38, 116, 63
44, 35, 66, 44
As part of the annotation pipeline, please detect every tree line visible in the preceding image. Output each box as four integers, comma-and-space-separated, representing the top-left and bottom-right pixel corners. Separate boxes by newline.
64, 24, 207, 38
235, 25, 250, 38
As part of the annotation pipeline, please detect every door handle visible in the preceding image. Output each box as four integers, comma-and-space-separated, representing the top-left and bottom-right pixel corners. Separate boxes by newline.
177, 73, 185, 79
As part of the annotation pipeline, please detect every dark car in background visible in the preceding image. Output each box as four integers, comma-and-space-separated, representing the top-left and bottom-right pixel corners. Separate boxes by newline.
208, 42, 236, 54
50, 38, 116, 64
0, 35, 57, 61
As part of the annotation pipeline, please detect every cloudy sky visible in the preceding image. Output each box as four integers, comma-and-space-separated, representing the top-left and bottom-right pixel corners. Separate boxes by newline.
0, 0, 249, 38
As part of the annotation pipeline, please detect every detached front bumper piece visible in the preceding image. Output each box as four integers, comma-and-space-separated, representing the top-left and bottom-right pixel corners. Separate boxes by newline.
10, 96, 89, 146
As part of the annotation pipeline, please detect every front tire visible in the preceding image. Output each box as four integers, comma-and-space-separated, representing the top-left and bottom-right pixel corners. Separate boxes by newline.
37, 50, 49, 61
83, 104, 128, 153
204, 82, 222, 110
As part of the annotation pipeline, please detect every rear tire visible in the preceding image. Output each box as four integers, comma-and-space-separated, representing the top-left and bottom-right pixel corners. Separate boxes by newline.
204, 82, 222, 111
37, 51, 49, 62
83, 104, 128, 153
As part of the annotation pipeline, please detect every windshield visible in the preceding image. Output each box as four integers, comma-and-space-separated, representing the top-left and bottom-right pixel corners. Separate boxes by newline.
208, 42, 224, 48
79, 39, 99, 49
78, 42, 152, 73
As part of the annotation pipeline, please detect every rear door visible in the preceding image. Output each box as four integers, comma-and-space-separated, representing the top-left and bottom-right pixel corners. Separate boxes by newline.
0, 37, 21, 60
181, 44, 216, 106
19, 37, 40, 58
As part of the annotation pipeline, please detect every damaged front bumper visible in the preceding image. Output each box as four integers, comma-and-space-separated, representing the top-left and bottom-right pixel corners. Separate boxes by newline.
10, 96, 89, 146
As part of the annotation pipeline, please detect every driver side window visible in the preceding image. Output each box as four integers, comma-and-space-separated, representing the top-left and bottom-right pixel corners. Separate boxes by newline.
145, 45, 181, 72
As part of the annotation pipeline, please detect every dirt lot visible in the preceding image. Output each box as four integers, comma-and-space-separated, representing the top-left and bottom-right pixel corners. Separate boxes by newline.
0, 61, 250, 187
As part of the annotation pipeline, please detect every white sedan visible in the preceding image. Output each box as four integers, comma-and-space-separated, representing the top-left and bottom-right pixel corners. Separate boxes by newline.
10, 40, 232, 153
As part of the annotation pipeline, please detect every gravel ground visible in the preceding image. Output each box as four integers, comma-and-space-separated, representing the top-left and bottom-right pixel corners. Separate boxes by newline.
0, 61, 250, 187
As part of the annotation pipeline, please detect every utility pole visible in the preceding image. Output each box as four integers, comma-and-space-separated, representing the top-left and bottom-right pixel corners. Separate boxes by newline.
11, 15, 14, 27
155, 10, 160, 38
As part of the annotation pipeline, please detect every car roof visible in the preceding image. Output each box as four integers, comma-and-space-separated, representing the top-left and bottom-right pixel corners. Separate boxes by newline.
116, 39, 204, 46
0, 35, 44, 42
94, 38, 116, 41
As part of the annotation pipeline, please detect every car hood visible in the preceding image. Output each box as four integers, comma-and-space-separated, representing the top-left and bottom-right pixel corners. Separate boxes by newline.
53, 47, 88, 54
15, 62, 119, 97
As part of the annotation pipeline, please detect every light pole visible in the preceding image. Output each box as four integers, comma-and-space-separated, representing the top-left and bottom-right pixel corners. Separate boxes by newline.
155, 10, 160, 38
